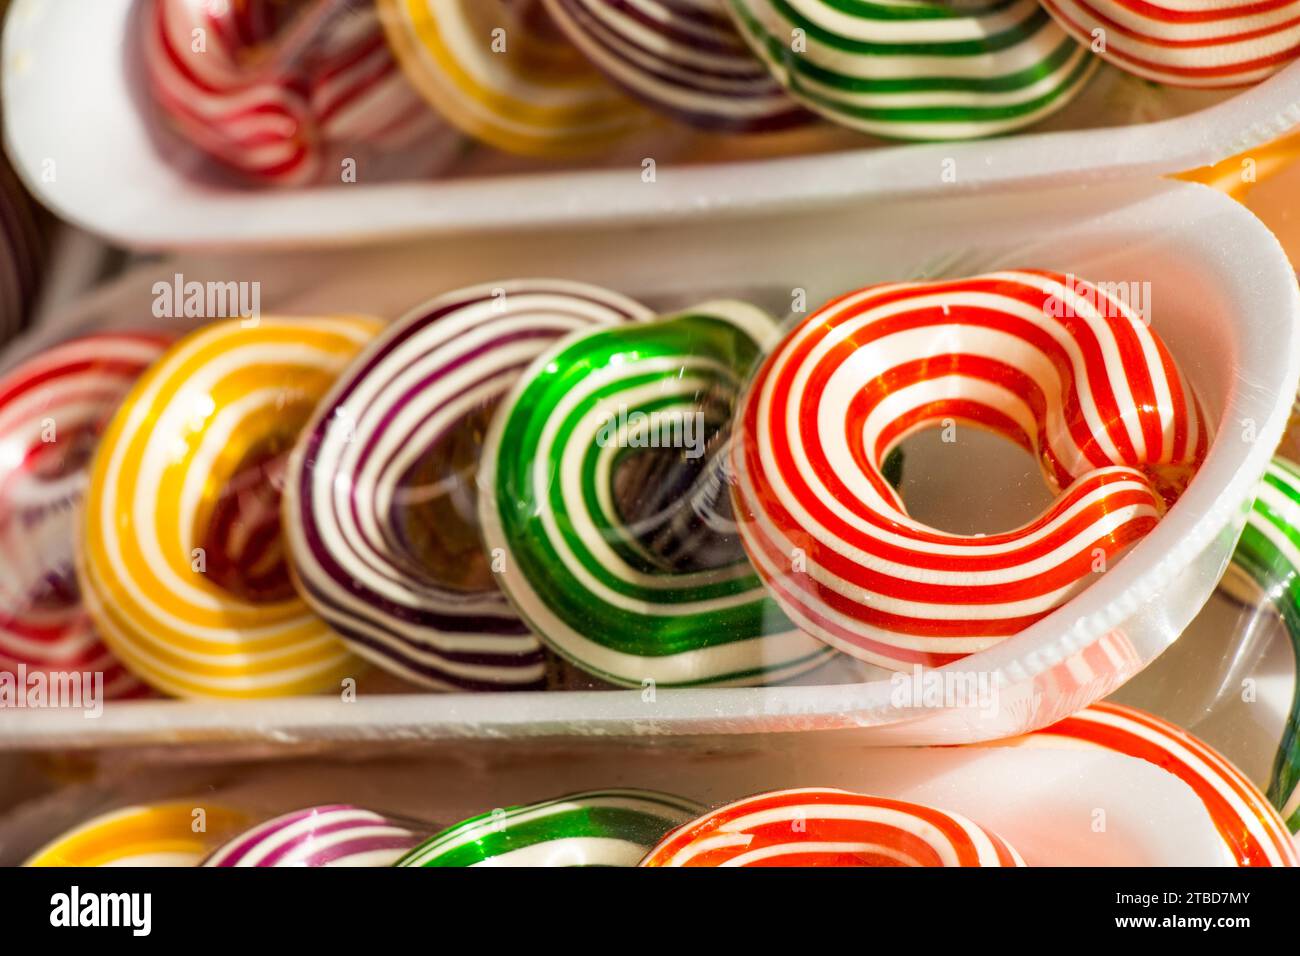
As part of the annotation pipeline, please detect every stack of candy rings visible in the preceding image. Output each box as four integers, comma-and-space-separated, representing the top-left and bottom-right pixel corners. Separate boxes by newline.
640, 788, 1026, 866
478, 300, 836, 687
1221, 455, 1300, 832
282, 280, 654, 691
0, 157, 45, 343
77, 316, 380, 699
1023, 701, 1299, 866
24, 802, 247, 867
203, 804, 422, 867
1041, 0, 1300, 88
143, 0, 444, 186
0, 334, 171, 700
541, 0, 808, 132
724, 0, 1097, 140
730, 270, 1208, 670
377, 0, 649, 156
397, 789, 703, 866
138, 0, 1300, 189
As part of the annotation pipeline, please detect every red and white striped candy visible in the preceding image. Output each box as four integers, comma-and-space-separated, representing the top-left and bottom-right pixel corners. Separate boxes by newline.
0, 333, 171, 699
143, 0, 441, 186
640, 788, 1025, 866
144, 0, 314, 186
1027, 701, 1298, 867
730, 270, 1208, 670
306, 4, 445, 153
1041, 0, 1300, 87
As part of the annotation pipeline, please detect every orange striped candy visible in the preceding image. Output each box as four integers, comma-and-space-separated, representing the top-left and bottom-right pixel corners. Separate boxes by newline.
639, 788, 1025, 867
1041, 0, 1300, 88
730, 270, 1207, 670
1032, 701, 1298, 866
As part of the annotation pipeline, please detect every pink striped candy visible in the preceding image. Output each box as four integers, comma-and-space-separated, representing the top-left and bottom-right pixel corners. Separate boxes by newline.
203, 804, 423, 867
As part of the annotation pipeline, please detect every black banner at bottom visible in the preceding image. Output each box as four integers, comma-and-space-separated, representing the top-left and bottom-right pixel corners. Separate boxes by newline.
0, 866, 1286, 942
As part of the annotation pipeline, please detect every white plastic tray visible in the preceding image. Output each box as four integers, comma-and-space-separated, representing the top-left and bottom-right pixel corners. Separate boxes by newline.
1116, 584, 1298, 803
0, 741, 1236, 865
5, 0, 1300, 249
0, 176, 1293, 750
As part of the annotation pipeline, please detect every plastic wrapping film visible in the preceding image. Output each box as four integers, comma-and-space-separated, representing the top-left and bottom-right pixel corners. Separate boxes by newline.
0, 175, 1297, 760
6, 0, 1300, 246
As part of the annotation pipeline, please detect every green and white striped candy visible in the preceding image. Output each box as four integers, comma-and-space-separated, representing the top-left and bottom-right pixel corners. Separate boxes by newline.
477, 300, 836, 688
725, 0, 1097, 140
1223, 456, 1300, 832
395, 789, 703, 866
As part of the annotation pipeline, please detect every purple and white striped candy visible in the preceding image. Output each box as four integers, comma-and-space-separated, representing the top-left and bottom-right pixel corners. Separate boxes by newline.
542, 0, 808, 132
203, 805, 423, 867
282, 279, 655, 690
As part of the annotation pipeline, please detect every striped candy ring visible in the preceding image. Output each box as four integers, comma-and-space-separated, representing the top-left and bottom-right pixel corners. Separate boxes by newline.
78, 316, 380, 699
723, 0, 1098, 140
541, 0, 809, 131
143, 0, 442, 186
283, 280, 653, 691
143, 0, 322, 186
1025, 701, 1298, 866
203, 804, 423, 867
730, 270, 1208, 670
397, 789, 702, 866
377, 0, 650, 156
1221, 455, 1300, 832
640, 787, 1026, 866
0, 334, 171, 700
1041, 0, 1300, 88
478, 301, 836, 687
25, 802, 247, 867
305, 3, 449, 157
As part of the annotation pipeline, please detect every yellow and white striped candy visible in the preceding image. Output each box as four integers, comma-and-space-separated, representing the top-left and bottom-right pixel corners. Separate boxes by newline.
377, 0, 649, 156
25, 802, 247, 867
78, 317, 380, 699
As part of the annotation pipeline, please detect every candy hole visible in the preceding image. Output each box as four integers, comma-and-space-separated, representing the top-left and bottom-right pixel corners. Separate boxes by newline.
198, 434, 296, 604
389, 402, 498, 594
0, 420, 99, 613
26, 420, 99, 479
890, 425, 1054, 536
610, 416, 742, 573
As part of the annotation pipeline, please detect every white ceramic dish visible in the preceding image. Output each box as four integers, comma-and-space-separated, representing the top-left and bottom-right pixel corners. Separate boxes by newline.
0, 741, 1235, 865
0, 176, 1292, 750
5, 0, 1300, 249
